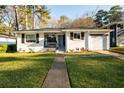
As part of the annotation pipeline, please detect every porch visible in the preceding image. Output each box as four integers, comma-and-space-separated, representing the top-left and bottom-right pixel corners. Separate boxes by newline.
44, 33, 65, 52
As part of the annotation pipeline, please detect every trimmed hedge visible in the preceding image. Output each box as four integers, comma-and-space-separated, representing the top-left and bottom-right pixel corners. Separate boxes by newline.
7, 44, 16, 52
0, 44, 16, 53
0, 44, 8, 53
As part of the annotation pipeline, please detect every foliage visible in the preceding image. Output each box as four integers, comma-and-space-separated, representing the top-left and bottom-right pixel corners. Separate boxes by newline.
7, 44, 16, 52
108, 5, 123, 22
49, 15, 72, 28
58, 16, 71, 28
71, 17, 96, 28
0, 5, 51, 31
95, 5, 123, 28
0, 23, 12, 32
0, 44, 16, 53
0, 44, 8, 52
95, 9, 108, 27
34, 5, 51, 28
66, 56, 124, 87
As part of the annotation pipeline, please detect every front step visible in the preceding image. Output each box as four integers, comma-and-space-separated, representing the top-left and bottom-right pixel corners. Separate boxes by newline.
56, 50, 64, 53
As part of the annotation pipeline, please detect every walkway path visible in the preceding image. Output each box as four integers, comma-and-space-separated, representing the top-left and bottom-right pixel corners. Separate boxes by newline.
42, 54, 70, 88
96, 51, 124, 60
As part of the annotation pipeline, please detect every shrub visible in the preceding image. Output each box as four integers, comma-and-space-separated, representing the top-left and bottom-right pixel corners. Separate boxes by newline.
7, 44, 16, 52
0, 44, 8, 53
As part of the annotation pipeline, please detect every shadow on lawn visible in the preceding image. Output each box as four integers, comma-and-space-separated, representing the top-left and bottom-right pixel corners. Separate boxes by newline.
67, 56, 124, 88
0, 57, 28, 62
0, 57, 53, 87
0, 62, 49, 88
0, 53, 55, 63
29, 53, 55, 58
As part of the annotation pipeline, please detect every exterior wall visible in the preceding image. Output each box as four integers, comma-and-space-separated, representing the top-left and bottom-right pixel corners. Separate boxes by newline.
17, 33, 44, 52
0, 37, 16, 44
16, 30, 111, 52
65, 31, 110, 51
65, 32, 86, 52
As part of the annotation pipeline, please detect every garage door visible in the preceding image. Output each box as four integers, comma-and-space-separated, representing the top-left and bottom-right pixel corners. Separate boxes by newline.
89, 36, 103, 50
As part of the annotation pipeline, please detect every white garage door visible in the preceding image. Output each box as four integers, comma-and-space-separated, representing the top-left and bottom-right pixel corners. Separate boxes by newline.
89, 36, 103, 50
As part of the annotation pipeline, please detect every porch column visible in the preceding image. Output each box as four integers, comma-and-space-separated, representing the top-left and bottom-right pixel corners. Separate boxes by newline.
56, 35, 58, 47
65, 32, 69, 52
85, 31, 89, 49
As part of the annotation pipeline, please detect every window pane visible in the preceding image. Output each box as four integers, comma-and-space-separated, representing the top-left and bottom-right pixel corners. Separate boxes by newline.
26, 34, 36, 42
74, 32, 80, 39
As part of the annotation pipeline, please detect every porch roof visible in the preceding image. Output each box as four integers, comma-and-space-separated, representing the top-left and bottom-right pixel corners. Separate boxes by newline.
0, 33, 16, 39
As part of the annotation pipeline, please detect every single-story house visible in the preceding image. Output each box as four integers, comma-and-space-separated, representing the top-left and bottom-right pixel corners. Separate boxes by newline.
15, 28, 112, 52
0, 33, 16, 44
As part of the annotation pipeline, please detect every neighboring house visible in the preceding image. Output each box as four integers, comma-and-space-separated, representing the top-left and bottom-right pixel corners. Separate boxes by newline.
0, 33, 16, 44
103, 21, 124, 47
15, 28, 112, 52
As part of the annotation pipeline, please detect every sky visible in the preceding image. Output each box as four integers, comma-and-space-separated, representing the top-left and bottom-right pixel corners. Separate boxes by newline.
47, 5, 124, 20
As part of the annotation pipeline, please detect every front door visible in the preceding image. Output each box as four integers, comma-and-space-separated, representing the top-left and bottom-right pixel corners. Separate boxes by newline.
58, 35, 65, 47
58, 35, 63, 46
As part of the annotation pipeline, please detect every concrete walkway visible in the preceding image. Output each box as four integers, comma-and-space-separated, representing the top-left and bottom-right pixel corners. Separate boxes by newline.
42, 54, 70, 88
96, 51, 124, 60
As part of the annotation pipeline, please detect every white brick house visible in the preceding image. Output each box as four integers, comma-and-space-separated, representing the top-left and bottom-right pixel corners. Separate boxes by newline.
15, 28, 112, 52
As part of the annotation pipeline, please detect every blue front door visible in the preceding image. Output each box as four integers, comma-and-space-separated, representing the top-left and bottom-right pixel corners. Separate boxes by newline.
58, 35, 64, 46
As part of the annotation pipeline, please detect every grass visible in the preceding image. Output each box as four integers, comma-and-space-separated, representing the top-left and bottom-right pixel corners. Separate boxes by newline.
66, 56, 124, 88
110, 46, 124, 54
65, 51, 97, 56
0, 53, 55, 88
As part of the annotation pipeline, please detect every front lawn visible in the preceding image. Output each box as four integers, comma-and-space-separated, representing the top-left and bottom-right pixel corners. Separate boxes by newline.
0, 53, 55, 88
65, 51, 97, 56
66, 56, 124, 88
110, 46, 124, 54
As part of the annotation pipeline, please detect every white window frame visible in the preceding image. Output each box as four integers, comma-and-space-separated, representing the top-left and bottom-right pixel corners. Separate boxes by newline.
26, 34, 36, 43
73, 32, 81, 40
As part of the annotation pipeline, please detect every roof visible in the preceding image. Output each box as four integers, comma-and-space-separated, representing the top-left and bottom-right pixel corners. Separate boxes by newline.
14, 28, 112, 34
0, 33, 16, 39
103, 21, 124, 28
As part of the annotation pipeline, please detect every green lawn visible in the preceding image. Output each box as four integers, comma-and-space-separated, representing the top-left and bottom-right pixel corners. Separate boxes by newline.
66, 56, 124, 88
0, 53, 55, 88
110, 46, 124, 54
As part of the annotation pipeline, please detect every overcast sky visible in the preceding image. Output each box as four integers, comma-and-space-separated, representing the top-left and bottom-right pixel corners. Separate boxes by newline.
47, 5, 124, 20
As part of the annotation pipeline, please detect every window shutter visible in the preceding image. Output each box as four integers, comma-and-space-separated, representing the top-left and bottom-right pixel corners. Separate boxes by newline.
21, 33, 25, 43
81, 32, 84, 40
70, 32, 73, 40
36, 33, 39, 43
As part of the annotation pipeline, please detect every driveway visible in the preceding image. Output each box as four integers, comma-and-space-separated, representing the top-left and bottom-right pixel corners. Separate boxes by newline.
96, 51, 124, 60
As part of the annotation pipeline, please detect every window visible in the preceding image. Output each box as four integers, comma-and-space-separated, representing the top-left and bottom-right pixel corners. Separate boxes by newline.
73, 32, 81, 39
26, 34, 36, 43
44, 34, 56, 47
70, 32, 84, 40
